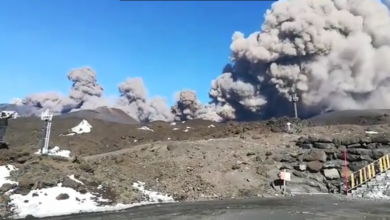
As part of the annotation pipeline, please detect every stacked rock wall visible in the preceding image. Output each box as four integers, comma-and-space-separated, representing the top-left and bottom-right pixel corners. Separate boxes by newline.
284, 133, 390, 193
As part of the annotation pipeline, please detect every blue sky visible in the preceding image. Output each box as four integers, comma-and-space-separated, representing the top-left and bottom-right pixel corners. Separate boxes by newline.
0, 0, 273, 105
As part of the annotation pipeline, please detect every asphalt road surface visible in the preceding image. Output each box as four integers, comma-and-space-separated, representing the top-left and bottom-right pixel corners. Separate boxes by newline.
41, 195, 390, 220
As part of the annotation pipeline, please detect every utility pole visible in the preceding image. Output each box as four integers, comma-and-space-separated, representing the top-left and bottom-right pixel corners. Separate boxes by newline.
288, 92, 299, 118
40, 109, 53, 155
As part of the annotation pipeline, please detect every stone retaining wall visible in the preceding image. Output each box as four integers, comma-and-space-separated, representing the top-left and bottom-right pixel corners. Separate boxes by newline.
282, 133, 390, 193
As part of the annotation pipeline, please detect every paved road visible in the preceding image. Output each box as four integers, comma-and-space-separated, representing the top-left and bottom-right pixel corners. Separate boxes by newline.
40, 195, 390, 220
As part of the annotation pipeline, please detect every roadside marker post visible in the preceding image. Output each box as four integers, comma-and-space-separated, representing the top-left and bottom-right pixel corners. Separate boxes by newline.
280, 169, 291, 194
344, 149, 348, 195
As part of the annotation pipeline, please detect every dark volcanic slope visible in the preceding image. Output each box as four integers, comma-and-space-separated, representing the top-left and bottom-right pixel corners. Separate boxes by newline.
4, 109, 390, 157
3, 117, 301, 157
4, 117, 223, 156
58, 107, 139, 125
308, 109, 390, 125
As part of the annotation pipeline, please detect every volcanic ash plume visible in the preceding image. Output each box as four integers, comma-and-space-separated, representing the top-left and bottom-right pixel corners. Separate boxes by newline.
201, 0, 390, 120
67, 67, 107, 109
19, 67, 174, 122
22, 92, 75, 113
171, 90, 203, 121
21, 66, 106, 114
116, 77, 173, 122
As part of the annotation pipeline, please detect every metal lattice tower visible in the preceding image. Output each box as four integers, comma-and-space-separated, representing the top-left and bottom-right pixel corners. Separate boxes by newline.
40, 109, 53, 155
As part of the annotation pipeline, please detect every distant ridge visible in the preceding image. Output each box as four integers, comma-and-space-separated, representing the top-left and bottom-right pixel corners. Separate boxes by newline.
308, 109, 390, 125
58, 107, 140, 125
0, 104, 39, 117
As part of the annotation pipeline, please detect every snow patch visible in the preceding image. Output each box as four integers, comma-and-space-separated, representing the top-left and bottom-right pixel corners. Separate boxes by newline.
34, 146, 71, 158
0, 166, 175, 219
132, 182, 175, 203
68, 175, 84, 185
0, 165, 17, 185
138, 126, 154, 132
71, 120, 92, 134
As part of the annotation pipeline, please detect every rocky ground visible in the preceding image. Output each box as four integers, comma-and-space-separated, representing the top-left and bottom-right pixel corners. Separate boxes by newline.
1, 109, 390, 218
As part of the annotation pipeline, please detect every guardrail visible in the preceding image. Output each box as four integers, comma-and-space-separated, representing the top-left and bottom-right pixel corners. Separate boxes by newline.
347, 154, 390, 192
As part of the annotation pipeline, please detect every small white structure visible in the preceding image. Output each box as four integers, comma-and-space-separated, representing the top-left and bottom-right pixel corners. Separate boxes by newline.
286, 122, 291, 132
69, 120, 92, 134
40, 109, 53, 155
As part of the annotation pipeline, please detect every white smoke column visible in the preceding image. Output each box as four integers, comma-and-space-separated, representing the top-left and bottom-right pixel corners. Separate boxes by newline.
117, 77, 173, 122
207, 0, 390, 119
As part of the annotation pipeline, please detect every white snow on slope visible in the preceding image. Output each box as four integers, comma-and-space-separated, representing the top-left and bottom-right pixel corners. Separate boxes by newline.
70, 120, 92, 134
0, 166, 175, 219
0, 165, 17, 185
11, 185, 129, 218
34, 146, 71, 158
69, 175, 84, 185
138, 126, 154, 132
61, 120, 93, 136
132, 182, 175, 203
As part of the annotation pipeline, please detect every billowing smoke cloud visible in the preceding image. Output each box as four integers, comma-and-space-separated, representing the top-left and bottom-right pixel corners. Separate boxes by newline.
171, 90, 202, 121
15, 0, 390, 122
20, 67, 173, 122
202, 0, 390, 121
116, 77, 173, 122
